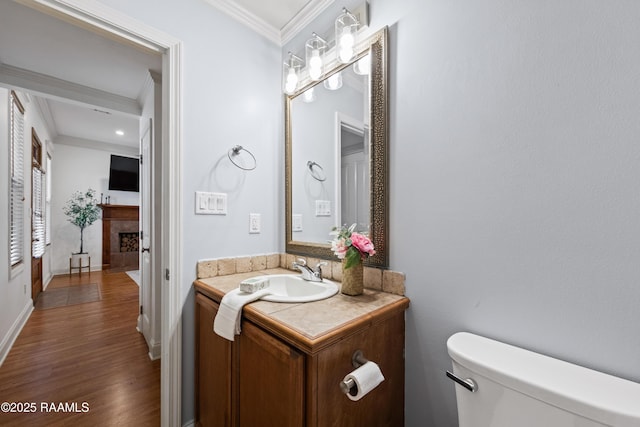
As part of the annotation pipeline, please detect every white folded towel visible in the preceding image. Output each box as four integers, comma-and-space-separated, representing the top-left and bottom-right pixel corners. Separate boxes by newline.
213, 288, 271, 341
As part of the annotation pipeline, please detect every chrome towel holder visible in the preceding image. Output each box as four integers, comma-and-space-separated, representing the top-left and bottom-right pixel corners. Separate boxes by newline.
307, 160, 326, 181
228, 145, 256, 171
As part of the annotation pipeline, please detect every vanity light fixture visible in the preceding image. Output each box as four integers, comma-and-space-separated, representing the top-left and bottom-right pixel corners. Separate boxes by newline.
335, 7, 359, 64
283, 52, 303, 95
115, 130, 124, 136
323, 72, 343, 90
306, 33, 327, 81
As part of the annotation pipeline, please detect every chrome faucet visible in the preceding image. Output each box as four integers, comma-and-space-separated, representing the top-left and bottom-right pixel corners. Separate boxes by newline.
292, 258, 327, 282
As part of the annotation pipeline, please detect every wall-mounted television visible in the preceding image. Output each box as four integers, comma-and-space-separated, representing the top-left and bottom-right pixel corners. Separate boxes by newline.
108, 154, 139, 192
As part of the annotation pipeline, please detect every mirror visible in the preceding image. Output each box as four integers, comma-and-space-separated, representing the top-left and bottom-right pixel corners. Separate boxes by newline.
285, 27, 388, 268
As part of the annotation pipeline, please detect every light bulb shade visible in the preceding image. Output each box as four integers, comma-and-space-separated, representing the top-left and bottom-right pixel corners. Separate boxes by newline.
353, 54, 370, 75
305, 34, 327, 81
302, 87, 316, 103
323, 72, 343, 91
283, 53, 303, 95
335, 9, 358, 63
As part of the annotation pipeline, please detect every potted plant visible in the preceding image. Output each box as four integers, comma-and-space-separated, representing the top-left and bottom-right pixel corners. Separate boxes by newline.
63, 189, 101, 266
330, 224, 376, 295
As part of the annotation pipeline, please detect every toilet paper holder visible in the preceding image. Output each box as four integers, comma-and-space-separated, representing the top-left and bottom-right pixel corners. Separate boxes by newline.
340, 350, 369, 395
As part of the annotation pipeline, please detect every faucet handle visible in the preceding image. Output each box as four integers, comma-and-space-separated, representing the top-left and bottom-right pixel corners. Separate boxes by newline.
313, 261, 328, 277
295, 258, 307, 266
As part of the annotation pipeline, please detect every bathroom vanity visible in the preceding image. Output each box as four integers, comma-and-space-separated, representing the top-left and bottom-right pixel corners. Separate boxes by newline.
194, 268, 409, 427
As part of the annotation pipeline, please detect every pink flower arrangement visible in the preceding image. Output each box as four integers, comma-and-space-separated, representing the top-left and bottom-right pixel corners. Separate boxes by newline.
330, 224, 376, 269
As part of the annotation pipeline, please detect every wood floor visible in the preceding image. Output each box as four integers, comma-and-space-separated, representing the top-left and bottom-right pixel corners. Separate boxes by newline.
0, 271, 160, 426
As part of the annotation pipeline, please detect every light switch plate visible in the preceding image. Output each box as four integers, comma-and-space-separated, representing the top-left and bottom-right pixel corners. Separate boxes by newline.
249, 213, 261, 234
315, 200, 331, 216
292, 214, 303, 232
195, 191, 227, 215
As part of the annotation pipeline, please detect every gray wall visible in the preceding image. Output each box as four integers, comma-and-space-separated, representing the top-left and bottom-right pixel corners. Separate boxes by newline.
388, 1, 640, 425
289, 0, 640, 425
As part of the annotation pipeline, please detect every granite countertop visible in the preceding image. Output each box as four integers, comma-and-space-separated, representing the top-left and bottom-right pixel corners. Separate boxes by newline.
194, 268, 410, 354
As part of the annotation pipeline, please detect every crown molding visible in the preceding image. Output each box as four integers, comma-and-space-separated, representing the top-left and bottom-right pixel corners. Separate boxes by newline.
203, 0, 335, 46
281, 0, 335, 45
0, 62, 141, 116
203, 0, 281, 44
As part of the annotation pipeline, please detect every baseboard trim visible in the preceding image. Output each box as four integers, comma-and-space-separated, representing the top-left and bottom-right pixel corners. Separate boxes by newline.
137, 315, 161, 361
0, 300, 33, 367
148, 340, 161, 361
43, 272, 53, 291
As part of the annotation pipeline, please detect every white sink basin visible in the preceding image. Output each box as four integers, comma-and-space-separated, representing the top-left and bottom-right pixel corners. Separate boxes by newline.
253, 274, 338, 303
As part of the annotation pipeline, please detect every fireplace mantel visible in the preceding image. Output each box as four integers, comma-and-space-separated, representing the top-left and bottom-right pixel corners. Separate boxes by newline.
99, 204, 139, 271
99, 204, 139, 220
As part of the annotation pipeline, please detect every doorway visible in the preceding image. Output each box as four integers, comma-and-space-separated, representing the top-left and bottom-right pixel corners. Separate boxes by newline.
14, 2, 183, 426
335, 112, 369, 232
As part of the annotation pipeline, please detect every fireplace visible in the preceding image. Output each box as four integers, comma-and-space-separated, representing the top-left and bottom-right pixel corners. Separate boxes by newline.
119, 232, 140, 252
99, 204, 139, 271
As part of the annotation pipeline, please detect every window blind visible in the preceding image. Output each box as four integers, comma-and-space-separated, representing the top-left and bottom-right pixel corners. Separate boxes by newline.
10, 91, 25, 267
45, 154, 52, 246
32, 167, 45, 258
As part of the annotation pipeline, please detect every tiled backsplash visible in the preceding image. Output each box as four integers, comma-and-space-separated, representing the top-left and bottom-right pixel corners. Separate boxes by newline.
196, 253, 406, 296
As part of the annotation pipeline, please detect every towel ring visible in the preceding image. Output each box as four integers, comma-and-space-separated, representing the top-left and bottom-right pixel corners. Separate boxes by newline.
307, 161, 326, 182
228, 145, 256, 171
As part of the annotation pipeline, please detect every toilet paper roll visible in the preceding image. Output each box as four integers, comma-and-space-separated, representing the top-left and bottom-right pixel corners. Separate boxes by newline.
343, 361, 385, 401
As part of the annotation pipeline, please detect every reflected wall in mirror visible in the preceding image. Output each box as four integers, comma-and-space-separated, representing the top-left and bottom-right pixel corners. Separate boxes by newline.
286, 27, 388, 268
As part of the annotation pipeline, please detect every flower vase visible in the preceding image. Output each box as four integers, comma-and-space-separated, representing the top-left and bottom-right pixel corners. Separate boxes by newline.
341, 260, 364, 296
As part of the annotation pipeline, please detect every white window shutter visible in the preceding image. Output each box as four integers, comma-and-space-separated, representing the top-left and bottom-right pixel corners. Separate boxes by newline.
45, 155, 52, 246
10, 92, 25, 267
32, 168, 45, 258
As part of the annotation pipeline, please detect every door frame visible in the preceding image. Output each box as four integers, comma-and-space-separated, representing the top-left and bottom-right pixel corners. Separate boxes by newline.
334, 112, 365, 229
21, 1, 184, 425
31, 128, 44, 305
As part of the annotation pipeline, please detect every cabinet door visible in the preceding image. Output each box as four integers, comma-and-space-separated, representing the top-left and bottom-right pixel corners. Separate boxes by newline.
196, 293, 233, 427
315, 311, 405, 427
238, 321, 304, 427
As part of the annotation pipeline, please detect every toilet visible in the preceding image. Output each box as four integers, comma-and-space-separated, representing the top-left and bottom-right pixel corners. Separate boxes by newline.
447, 332, 640, 427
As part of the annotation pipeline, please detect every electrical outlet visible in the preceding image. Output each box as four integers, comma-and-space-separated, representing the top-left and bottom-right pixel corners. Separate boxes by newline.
249, 213, 261, 234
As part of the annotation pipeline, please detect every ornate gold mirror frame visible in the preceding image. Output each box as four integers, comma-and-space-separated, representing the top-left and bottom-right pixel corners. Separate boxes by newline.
285, 26, 388, 268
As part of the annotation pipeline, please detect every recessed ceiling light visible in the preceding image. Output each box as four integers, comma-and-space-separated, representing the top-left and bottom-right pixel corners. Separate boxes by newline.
115, 130, 124, 136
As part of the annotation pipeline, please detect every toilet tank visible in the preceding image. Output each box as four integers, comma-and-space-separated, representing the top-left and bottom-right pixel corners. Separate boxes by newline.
447, 332, 640, 427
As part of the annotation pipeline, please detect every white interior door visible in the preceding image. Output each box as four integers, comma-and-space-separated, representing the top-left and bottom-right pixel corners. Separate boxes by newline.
139, 119, 153, 354
337, 114, 368, 232
341, 150, 367, 230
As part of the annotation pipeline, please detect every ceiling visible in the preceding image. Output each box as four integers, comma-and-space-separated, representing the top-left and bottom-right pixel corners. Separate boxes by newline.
0, 0, 326, 151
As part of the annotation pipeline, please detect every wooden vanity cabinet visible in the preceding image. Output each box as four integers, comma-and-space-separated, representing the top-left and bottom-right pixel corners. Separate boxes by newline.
195, 293, 304, 427
195, 283, 408, 427
195, 293, 233, 426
